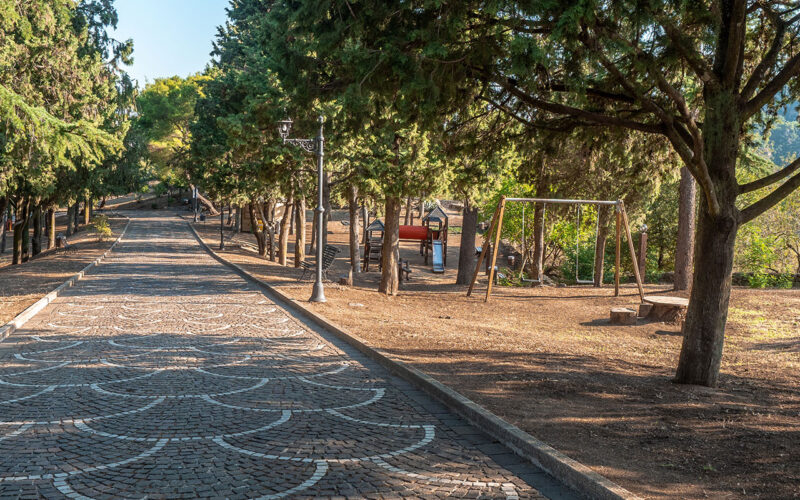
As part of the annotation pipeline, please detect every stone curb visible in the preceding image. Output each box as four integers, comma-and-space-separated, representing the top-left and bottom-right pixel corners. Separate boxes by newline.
187, 222, 642, 500
0, 218, 132, 343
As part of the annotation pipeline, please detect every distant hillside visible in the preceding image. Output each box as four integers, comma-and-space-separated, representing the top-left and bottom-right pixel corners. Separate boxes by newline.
762, 106, 800, 164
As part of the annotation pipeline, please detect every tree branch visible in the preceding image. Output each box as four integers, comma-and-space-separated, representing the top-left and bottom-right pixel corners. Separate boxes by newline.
739, 156, 800, 193
545, 83, 636, 104
479, 96, 535, 128
657, 19, 716, 83
743, 51, 800, 117
719, 0, 748, 86
740, 6, 787, 101
489, 76, 665, 135
739, 170, 800, 224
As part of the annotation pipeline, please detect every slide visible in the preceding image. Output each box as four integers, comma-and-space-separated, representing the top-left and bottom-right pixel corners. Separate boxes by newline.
432, 240, 445, 273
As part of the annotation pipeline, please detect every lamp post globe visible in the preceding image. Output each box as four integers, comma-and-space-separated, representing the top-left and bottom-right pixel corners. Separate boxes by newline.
277, 118, 293, 141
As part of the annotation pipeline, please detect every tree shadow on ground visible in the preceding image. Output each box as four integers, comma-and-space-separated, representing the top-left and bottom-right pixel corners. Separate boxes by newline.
378, 347, 800, 499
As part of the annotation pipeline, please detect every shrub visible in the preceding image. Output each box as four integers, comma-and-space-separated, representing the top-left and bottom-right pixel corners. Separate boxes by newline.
91, 215, 112, 241
151, 202, 159, 209
748, 272, 795, 289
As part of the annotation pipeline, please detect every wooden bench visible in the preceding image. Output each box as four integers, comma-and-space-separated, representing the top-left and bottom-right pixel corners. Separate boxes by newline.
299, 244, 340, 281
644, 295, 689, 323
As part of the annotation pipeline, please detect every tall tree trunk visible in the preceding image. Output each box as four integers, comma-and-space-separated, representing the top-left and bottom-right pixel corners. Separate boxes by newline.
674, 92, 740, 388
456, 198, 479, 285
278, 195, 294, 266
249, 203, 266, 256
20, 200, 30, 262
404, 196, 412, 225
66, 205, 74, 236
674, 167, 697, 290
294, 197, 306, 268
73, 202, 80, 232
531, 203, 546, 281
234, 205, 241, 234
219, 208, 225, 251
265, 200, 276, 262
288, 203, 295, 235
361, 204, 369, 246
793, 251, 800, 288
227, 205, 233, 225
379, 196, 402, 295
0, 197, 7, 254
347, 185, 360, 274
593, 206, 611, 287
32, 204, 42, 256
47, 208, 55, 249
12, 217, 23, 265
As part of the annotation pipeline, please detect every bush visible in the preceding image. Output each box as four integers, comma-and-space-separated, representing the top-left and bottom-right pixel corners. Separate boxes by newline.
748, 272, 794, 289
151, 203, 159, 209
91, 215, 112, 241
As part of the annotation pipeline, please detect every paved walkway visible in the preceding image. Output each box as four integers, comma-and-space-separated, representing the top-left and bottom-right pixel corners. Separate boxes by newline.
0, 213, 574, 499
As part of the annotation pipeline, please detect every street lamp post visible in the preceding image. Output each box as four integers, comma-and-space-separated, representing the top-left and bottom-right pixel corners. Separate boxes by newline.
278, 115, 326, 303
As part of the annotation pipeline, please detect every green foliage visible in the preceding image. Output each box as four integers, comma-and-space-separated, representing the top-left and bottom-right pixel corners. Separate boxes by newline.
737, 226, 780, 273
748, 272, 794, 290
91, 214, 111, 241
0, 0, 139, 212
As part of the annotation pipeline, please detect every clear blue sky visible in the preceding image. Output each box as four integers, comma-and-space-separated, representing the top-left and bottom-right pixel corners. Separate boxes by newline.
111, 0, 230, 87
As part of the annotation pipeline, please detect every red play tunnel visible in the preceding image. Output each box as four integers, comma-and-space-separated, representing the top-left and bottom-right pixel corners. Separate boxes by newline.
399, 225, 428, 240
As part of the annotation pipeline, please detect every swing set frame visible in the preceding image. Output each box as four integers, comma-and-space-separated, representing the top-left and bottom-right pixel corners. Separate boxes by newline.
467, 196, 645, 303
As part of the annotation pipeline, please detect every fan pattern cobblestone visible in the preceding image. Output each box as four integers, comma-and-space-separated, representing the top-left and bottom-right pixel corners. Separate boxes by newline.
0, 214, 563, 499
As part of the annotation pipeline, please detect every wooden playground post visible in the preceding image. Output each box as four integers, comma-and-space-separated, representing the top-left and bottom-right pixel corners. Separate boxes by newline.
467, 200, 502, 297
485, 197, 507, 302
615, 202, 621, 297
620, 202, 646, 302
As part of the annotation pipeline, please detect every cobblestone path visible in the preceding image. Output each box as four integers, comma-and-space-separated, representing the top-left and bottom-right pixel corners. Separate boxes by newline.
0, 214, 573, 499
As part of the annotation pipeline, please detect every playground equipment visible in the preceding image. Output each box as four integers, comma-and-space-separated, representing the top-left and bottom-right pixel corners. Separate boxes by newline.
518, 202, 601, 285
363, 219, 384, 271
467, 196, 645, 302
422, 205, 449, 267
362, 205, 450, 273
431, 240, 445, 273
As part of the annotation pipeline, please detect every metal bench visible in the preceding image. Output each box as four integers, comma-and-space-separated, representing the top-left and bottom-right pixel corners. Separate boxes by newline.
299, 244, 340, 281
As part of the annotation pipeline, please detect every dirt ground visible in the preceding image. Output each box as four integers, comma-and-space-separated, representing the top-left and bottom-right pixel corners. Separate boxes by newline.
191, 205, 799, 499
0, 215, 128, 324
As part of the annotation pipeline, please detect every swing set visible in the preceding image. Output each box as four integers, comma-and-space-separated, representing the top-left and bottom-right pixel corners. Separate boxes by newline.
467, 196, 645, 302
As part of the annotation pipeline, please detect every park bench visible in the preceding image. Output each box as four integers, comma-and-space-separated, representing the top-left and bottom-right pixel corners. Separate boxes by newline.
298, 244, 340, 282
398, 259, 412, 283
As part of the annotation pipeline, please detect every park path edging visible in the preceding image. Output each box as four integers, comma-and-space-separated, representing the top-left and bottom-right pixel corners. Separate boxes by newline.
187, 221, 642, 500
0, 218, 131, 343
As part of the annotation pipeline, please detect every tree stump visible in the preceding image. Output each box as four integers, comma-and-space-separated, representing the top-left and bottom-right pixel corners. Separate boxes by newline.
638, 303, 653, 317
644, 296, 689, 324
610, 308, 637, 325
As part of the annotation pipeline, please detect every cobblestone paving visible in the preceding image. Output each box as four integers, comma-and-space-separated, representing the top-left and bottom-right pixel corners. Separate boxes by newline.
0, 214, 574, 499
